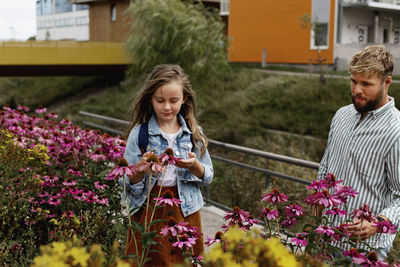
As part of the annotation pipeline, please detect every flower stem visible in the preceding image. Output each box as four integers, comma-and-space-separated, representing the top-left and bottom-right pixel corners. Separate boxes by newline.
144, 170, 153, 232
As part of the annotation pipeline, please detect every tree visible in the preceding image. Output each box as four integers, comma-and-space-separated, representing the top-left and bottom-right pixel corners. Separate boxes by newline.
125, 0, 230, 85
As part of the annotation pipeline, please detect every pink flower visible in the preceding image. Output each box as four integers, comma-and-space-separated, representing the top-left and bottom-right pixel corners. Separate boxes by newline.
48, 197, 61, 206
35, 105, 47, 114
261, 207, 279, 221
223, 206, 257, 230
63, 179, 77, 186
261, 188, 288, 205
284, 204, 305, 217
352, 251, 389, 267
172, 234, 197, 250
154, 190, 182, 207
107, 158, 135, 180
334, 184, 358, 203
350, 203, 376, 223
159, 148, 182, 165
333, 224, 350, 241
312, 190, 342, 208
315, 225, 335, 237
307, 180, 327, 191
372, 219, 397, 234
281, 217, 297, 228
291, 232, 308, 247
325, 207, 347, 217
321, 173, 342, 189
205, 231, 224, 246
94, 181, 108, 190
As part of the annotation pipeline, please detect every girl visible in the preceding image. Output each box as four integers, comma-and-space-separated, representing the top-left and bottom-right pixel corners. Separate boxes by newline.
121, 64, 213, 266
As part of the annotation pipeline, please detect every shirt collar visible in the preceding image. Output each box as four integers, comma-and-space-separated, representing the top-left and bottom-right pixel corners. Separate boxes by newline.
148, 113, 192, 135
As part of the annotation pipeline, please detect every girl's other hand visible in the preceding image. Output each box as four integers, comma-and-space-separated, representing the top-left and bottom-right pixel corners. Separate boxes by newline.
141, 151, 153, 161
176, 152, 205, 179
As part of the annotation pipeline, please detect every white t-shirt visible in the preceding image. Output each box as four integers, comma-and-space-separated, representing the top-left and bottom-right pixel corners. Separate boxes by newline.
159, 128, 182, 186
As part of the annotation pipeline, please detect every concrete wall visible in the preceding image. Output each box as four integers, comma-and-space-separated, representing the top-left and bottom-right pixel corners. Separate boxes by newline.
334, 43, 400, 75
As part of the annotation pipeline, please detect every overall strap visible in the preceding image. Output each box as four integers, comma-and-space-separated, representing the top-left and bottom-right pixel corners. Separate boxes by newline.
138, 122, 149, 155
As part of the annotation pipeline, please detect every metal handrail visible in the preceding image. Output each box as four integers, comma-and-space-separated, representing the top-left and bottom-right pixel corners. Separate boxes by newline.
78, 111, 320, 206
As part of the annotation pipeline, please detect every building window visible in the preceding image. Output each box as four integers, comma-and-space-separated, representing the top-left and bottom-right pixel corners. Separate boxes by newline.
37, 0, 53, 16
75, 4, 89, 11
111, 4, 117, 22
55, 0, 73, 14
76, 16, 89, 26
311, 0, 330, 49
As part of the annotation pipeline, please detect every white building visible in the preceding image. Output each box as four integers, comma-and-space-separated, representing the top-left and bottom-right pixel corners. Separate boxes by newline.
36, 0, 89, 41
335, 0, 400, 72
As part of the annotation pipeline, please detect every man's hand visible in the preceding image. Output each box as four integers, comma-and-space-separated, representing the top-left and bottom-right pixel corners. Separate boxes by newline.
346, 219, 377, 240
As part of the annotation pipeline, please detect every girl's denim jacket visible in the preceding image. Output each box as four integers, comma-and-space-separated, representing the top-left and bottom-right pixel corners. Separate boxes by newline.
119, 114, 214, 217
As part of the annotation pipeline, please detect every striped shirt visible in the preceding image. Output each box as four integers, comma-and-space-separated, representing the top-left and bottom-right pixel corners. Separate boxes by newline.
318, 97, 400, 248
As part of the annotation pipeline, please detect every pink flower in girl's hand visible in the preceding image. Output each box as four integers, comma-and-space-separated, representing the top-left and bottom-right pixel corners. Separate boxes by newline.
159, 148, 182, 165
106, 158, 135, 180
136, 153, 164, 174
154, 190, 182, 207
350, 203, 376, 223
261, 188, 288, 205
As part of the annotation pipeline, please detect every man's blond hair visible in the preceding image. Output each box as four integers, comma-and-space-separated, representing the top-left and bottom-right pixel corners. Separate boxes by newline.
349, 45, 394, 80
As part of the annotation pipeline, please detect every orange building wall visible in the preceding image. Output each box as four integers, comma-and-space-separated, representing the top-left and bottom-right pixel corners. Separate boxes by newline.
228, 0, 336, 64
89, 1, 131, 42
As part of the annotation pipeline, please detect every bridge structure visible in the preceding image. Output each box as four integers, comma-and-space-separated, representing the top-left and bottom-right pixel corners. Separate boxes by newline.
0, 41, 129, 76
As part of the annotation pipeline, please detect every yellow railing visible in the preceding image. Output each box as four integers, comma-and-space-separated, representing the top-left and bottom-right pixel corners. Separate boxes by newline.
0, 41, 129, 65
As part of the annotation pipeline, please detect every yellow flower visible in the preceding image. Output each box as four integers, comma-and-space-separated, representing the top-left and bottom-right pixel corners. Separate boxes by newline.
49, 218, 59, 225
116, 260, 131, 267
66, 247, 90, 267
32, 254, 69, 267
265, 237, 298, 267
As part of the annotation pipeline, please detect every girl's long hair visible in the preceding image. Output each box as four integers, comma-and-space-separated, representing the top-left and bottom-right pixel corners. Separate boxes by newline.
127, 64, 208, 157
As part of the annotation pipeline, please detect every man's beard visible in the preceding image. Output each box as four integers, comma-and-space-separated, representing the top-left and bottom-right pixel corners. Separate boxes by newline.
351, 86, 385, 114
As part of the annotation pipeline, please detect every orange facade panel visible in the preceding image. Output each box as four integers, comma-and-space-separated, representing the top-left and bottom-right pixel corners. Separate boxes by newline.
228, 0, 335, 64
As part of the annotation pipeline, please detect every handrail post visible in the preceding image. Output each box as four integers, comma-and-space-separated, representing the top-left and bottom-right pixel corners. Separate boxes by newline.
206, 185, 210, 206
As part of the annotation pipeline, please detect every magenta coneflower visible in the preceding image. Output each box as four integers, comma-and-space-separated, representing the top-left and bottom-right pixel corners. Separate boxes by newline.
160, 218, 178, 237
63, 178, 77, 186
281, 217, 297, 228
350, 203, 376, 223
35, 105, 47, 114
261, 207, 279, 221
372, 219, 397, 234
334, 184, 358, 203
325, 207, 347, 217
291, 232, 308, 247
205, 231, 224, 246
333, 224, 350, 241
89, 149, 107, 162
48, 197, 61, 206
284, 204, 305, 217
352, 251, 389, 267
261, 188, 288, 205
94, 181, 108, 190
106, 158, 135, 180
154, 190, 182, 207
315, 225, 335, 237
159, 148, 182, 165
321, 173, 342, 189
172, 234, 197, 250
307, 180, 327, 191
312, 190, 342, 208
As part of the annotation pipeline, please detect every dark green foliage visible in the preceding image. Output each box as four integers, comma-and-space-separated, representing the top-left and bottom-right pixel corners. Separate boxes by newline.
125, 0, 230, 87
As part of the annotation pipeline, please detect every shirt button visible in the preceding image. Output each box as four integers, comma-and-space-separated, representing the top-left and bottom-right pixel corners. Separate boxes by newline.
175, 151, 180, 156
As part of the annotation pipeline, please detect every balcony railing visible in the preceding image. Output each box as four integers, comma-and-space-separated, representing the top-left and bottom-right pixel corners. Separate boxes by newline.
343, 0, 400, 9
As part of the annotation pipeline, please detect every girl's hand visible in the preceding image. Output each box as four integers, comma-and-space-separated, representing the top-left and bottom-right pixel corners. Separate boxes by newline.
176, 152, 205, 178
128, 151, 153, 185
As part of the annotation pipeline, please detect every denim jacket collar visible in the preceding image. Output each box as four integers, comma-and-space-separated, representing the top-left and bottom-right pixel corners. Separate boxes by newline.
148, 113, 192, 136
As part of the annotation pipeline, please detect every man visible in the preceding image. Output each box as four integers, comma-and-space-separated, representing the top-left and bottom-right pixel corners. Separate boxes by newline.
317, 45, 400, 259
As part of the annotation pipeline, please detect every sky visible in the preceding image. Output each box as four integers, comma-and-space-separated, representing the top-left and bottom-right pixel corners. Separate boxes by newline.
0, 0, 36, 41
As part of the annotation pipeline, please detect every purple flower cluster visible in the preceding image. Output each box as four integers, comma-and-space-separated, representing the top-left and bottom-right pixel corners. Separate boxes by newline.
1, 105, 125, 226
